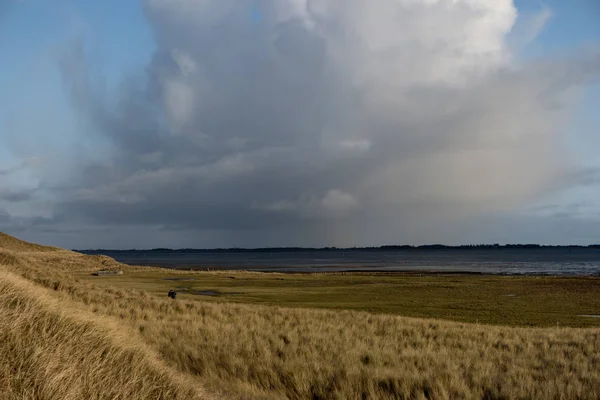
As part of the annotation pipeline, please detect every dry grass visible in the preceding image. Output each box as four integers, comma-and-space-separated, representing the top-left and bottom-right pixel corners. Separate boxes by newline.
1, 233, 600, 399
0, 270, 211, 400
0, 232, 59, 252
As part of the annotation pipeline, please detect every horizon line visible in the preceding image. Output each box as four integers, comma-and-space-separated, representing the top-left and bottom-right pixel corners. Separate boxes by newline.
75, 243, 600, 252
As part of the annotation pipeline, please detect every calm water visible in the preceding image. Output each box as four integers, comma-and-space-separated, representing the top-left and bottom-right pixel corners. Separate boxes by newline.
80, 248, 600, 276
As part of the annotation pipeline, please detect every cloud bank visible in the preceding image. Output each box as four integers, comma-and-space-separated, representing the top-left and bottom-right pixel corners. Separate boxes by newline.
2, 0, 600, 247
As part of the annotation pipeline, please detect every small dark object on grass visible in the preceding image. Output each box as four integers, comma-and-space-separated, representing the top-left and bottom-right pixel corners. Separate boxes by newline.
168, 290, 177, 299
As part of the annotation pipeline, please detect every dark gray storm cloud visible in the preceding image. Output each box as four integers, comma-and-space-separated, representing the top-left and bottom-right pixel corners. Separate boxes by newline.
2, 0, 600, 248
1, 190, 32, 203
571, 167, 600, 187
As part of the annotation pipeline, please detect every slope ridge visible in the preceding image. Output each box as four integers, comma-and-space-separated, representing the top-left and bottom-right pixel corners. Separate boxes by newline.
0, 232, 58, 252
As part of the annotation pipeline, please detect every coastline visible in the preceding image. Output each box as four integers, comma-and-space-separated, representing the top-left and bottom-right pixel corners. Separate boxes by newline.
78, 247, 600, 276
113, 262, 600, 277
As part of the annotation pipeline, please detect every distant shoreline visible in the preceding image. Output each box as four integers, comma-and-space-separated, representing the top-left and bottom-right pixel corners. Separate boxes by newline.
104, 263, 600, 277
78, 247, 600, 277
77, 244, 600, 253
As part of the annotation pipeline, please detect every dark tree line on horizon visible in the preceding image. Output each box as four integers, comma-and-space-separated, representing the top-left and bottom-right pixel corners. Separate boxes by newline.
77, 243, 600, 253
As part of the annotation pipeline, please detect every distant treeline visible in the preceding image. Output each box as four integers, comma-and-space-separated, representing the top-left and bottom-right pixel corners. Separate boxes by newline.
77, 244, 600, 253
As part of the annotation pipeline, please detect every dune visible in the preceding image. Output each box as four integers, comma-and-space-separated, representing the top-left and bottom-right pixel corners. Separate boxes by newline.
0, 232, 59, 253
1, 232, 599, 399
0, 234, 213, 400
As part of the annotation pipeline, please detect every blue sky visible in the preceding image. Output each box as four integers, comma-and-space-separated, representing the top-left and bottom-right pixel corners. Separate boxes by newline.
0, 0, 599, 248
0, 0, 153, 158
518, 0, 599, 50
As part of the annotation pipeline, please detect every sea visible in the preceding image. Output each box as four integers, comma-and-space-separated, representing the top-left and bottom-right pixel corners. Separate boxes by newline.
79, 248, 600, 276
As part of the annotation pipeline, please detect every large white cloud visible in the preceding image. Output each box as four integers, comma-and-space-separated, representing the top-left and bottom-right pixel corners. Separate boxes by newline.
138, 0, 573, 213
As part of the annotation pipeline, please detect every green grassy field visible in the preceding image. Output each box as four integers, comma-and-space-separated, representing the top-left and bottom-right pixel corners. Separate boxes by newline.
81, 269, 600, 328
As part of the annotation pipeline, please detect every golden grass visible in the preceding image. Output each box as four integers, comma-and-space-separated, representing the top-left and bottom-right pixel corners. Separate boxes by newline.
1, 233, 600, 399
0, 270, 211, 399
0, 232, 59, 252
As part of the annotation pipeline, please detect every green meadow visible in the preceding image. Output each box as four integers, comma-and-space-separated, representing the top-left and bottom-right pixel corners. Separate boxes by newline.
82, 269, 600, 328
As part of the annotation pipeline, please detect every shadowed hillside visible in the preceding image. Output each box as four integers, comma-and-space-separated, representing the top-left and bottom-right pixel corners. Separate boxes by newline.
1, 232, 599, 399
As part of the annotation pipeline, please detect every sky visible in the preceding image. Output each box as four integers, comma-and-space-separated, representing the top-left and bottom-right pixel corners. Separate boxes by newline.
0, 0, 599, 249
